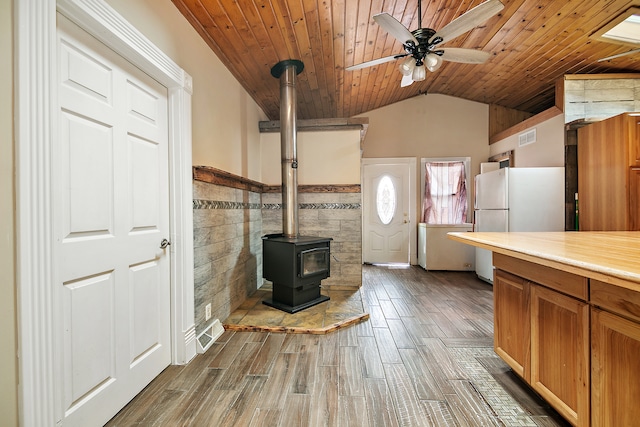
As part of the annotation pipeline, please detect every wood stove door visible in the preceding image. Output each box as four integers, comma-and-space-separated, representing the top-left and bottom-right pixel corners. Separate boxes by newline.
363, 162, 411, 264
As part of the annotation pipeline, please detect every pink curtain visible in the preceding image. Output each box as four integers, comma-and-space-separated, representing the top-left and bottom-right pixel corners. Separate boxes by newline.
421, 161, 467, 224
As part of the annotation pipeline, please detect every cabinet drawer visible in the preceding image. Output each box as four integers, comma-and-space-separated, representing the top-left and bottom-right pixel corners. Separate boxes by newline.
591, 279, 640, 322
493, 253, 588, 300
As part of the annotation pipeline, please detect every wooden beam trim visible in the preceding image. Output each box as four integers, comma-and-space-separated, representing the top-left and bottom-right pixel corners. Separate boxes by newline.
489, 106, 563, 145
193, 166, 264, 193
258, 117, 369, 132
194, 166, 361, 194
259, 117, 369, 149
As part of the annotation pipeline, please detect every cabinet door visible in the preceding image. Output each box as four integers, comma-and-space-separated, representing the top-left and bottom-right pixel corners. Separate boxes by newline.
578, 114, 630, 230
592, 308, 640, 427
630, 116, 640, 166
531, 285, 590, 427
494, 269, 530, 381
631, 167, 640, 231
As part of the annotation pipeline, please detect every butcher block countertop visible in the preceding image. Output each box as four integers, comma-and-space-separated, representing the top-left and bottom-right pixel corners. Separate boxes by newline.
448, 231, 640, 291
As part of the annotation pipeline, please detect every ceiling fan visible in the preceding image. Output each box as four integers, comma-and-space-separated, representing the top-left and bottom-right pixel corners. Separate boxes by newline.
346, 0, 504, 87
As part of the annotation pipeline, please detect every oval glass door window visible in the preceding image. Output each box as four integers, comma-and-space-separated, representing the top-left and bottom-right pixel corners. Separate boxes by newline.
376, 175, 396, 225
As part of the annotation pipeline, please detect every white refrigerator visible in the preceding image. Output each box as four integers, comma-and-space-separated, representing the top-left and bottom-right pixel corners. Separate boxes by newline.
474, 167, 565, 283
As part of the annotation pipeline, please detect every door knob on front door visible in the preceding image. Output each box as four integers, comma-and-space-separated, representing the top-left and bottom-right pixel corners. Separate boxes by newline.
160, 238, 171, 249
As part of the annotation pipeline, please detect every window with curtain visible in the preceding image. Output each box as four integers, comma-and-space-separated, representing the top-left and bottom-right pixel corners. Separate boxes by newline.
421, 161, 467, 224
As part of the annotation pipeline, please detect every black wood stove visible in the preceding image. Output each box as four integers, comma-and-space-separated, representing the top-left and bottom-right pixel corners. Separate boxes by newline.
262, 59, 332, 313
262, 234, 332, 313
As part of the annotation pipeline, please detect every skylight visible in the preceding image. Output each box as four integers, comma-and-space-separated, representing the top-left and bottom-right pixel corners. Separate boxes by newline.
592, 7, 640, 47
601, 14, 640, 45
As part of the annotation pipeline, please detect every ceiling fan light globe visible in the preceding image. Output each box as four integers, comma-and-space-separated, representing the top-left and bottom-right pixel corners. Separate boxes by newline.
398, 57, 415, 76
412, 63, 426, 81
425, 54, 443, 72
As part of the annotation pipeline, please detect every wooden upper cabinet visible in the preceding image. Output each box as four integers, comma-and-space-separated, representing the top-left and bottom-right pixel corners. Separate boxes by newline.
631, 167, 640, 231
631, 117, 640, 166
578, 113, 640, 231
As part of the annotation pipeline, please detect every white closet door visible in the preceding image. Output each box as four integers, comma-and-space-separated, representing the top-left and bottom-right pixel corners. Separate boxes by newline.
56, 14, 171, 426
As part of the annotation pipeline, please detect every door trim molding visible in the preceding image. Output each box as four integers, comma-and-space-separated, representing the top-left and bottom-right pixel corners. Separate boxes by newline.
361, 158, 417, 265
15, 1, 195, 425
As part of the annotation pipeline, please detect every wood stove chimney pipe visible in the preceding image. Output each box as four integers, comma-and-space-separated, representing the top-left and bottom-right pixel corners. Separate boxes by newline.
270, 60, 304, 238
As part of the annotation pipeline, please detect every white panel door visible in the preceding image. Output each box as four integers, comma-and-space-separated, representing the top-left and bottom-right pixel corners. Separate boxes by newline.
56, 14, 171, 426
363, 163, 411, 264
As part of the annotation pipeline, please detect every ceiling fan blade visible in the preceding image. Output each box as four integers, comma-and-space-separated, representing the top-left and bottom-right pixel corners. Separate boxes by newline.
373, 13, 418, 45
439, 48, 491, 63
400, 74, 414, 87
598, 48, 640, 62
430, 0, 504, 45
345, 54, 405, 71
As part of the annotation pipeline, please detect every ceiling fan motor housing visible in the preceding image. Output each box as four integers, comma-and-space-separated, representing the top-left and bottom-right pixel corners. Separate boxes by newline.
407, 28, 443, 63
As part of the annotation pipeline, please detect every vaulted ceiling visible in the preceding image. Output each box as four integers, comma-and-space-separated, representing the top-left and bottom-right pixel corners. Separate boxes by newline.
171, 0, 640, 121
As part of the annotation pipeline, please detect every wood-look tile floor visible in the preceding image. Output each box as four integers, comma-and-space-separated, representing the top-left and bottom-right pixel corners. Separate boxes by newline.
106, 265, 570, 427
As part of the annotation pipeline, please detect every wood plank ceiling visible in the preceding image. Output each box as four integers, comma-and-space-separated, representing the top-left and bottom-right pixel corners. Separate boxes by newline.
172, 0, 640, 121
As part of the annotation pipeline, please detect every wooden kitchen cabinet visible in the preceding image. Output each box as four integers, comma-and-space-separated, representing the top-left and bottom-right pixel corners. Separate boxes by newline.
591, 309, 640, 427
530, 284, 590, 426
448, 231, 640, 427
591, 279, 640, 427
493, 253, 590, 426
631, 167, 640, 230
578, 113, 640, 231
494, 269, 530, 381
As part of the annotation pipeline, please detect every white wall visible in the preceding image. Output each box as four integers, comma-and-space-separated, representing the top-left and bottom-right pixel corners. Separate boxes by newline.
489, 113, 565, 167
359, 94, 489, 172
105, 0, 267, 180
1, 1, 17, 425
357, 94, 490, 222
261, 129, 362, 185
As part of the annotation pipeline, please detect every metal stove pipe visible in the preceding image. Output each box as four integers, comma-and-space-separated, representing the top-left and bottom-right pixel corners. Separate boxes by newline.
271, 60, 304, 238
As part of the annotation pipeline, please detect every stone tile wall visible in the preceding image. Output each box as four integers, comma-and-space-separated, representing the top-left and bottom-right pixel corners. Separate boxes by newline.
262, 191, 362, 289
192, 181, 262, 335
564, 77, 640, 123
192, 166, 362, 333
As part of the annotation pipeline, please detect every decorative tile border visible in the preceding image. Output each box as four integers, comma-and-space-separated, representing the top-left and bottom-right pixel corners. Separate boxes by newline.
194, 200, 361, 210
262, 184, 361, 194
302, 203, 361, 209
262, 203, 361, 210
193, 200, 262, 210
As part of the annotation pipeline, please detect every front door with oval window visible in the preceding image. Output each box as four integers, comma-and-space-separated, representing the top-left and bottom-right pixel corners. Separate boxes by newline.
363, 162, 411, 264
